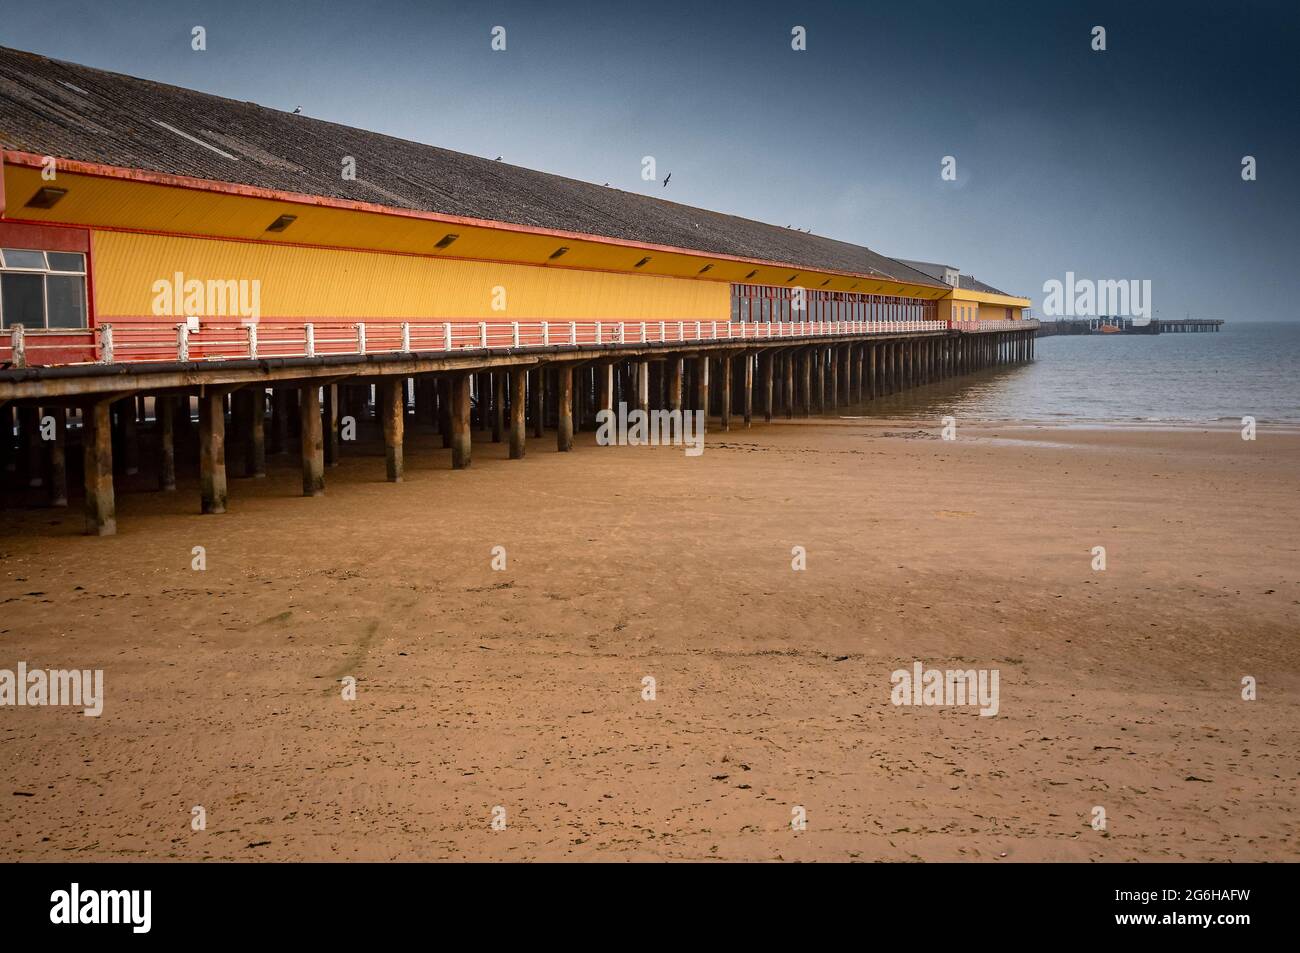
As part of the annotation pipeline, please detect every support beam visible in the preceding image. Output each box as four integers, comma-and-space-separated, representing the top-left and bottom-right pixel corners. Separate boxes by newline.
48, 408, 67, 507
557, 365, 574, 452
81, 398, 115, 536
719, 354, 733, 431
743, 353, 754, 428
492, 372, 504, 443
509, 367, 527, 459
158, 395, 176, 492
530, 368, 544, 438
380, 378, 404, 483
301, 383, 325, 495
451, 374, 472, 468
198, 390, 228, 514
323, 383, 340, 467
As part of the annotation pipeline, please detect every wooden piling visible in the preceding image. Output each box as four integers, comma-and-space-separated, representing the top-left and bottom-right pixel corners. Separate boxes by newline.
48, 408, 67, 507
300, 383, 326, 495
82, 398, 116, 536
380, 378, 404, 483
158, 395, 176, 492
324, 383, 340, 467
557, 365, 574, 452
198, 390, 228, 514
451, 374, 472, 468
510, 367, 527, 459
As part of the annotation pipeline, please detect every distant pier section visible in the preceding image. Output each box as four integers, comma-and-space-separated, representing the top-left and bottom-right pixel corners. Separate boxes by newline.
1035, 318, 1224, 336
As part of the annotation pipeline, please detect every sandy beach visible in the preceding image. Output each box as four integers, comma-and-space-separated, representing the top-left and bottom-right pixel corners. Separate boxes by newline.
2, 416, 1297, 861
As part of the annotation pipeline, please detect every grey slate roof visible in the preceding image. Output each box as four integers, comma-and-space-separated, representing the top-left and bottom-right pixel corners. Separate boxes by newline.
0, 46, 945, 288
897, 258, 1011, 296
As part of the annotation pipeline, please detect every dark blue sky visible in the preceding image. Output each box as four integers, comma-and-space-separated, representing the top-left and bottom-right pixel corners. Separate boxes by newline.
5, 0, 1296, 318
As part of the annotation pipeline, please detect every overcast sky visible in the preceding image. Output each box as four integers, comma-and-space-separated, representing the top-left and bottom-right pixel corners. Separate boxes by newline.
5, 0, 1296, 318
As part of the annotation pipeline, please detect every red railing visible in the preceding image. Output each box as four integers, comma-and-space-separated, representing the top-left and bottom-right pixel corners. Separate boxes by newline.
1, 317, 970, 369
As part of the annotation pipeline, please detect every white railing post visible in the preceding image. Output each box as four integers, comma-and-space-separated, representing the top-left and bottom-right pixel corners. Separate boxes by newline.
595, 322, 603, 345
176, 323, 190, 362
640, 321, 647, 343
354, 323, 367, 354
248, 323, 259, 359
9, 324, 25, 368
569, 321, 577, 345
443, 322, 453, 350
712, 321, 718, 339
98, 324, 114, 364
511, 321, 520, 348
304, 323, 315, 358
542, 322, 550, 346
400, 321, 411, 353
479, 322, 488, 348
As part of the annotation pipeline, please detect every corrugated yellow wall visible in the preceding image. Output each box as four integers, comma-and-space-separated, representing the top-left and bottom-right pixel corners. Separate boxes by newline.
91, 230, 730, 320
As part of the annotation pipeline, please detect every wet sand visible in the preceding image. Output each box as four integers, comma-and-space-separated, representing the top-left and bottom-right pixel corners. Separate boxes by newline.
1, 416, 1297, 861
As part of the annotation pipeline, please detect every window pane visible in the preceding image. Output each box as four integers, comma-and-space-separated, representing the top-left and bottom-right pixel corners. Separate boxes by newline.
46, 275, 87, 329
1, 273, 45, 328
1, 248, 47, 269
46, 252, 86, 273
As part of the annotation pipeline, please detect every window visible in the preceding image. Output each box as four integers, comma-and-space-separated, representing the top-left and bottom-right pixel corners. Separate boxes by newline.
0, 248, 88, 330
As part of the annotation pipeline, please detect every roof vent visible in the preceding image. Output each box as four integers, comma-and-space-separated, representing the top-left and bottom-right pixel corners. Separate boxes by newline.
743, 270, 758, 280
698, 264, 713, 274
266, 214, 297, 233
25, 187, 68, 209
634, 256, 651, 268
548, 246, 569, 260
434, 233, 460, 249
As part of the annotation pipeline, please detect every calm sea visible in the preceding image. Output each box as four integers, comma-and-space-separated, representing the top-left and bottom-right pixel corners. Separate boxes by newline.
859, 321, 1300, 425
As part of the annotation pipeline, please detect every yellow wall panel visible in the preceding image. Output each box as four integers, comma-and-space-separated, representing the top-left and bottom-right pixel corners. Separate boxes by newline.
90, 230, 730, 321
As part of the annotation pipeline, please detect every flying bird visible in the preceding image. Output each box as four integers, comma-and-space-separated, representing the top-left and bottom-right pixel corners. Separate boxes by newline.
662, 173, 671, 187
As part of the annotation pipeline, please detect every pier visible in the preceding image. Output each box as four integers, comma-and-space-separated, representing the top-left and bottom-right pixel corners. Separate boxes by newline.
1035, 318, 1224, 336
1, 318, 1037, 535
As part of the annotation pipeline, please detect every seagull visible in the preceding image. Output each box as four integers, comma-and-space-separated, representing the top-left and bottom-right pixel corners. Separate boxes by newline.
663, 173, 671, 187
291, 106, 302, 114
495, 156, 502, 160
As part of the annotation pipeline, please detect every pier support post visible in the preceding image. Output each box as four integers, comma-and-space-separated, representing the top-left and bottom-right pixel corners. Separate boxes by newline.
118, 400, 140, 476
510, 367, 527, 459
235, 389, 265, 479
270, 388, 290, 455
743, 353, 754, 427
637, 360, 650, 415
695, 356, 710, 422
82, 398, 116, 536
530, 369, 545, 438
491, 373, 504, 443
198, 390, 228, 515
380, 378, 404, 483
158, 396, 176, 492
324, 384, 340, 467
300, 384, 325, 495
439, 378, 453, 449
48, 408, 68, 507
450, 374, 472, 468
760, 352, 773, 423
719, 354, 733, 431
668, 358, 683, 416
557, 365, 574, 452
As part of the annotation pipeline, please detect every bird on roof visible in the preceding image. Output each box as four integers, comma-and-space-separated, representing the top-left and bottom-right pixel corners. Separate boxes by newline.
663, 173, 671, 187
495, 156, 502, 160
291, 106, 302, 114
